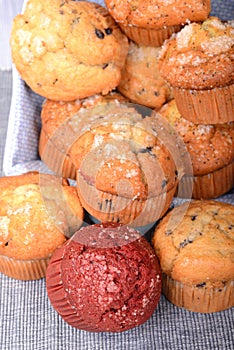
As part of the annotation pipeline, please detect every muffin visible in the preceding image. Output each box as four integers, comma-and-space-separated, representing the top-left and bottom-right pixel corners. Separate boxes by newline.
158, 17, 234, 124
152, 200, 234, 313
71, 102, 184, 227
105, 0, 211, 46
117, 41, 173, 109
39, 91, 128, 179
158, 99, 234, 199
46, 222, 162, 332
0, 172, 84, 280
10, 0, 129, 101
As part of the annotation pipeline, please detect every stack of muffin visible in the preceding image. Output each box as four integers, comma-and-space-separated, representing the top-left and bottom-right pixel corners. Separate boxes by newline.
0, 0, 233, 332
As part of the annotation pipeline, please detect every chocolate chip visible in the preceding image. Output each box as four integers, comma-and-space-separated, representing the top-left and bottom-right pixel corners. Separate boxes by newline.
105, 28, 113, 35
138, 147, 153, 154
4, 242, 9, 246
95, 28, 105, 39
191, 215, 197, 221
179, 238, 193, 248
102, 63, 109, 69
196, 282, 206, 288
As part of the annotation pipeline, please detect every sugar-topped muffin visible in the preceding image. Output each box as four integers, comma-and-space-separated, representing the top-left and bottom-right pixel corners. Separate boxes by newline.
0, 172, 84, 280
39, 91, 128, 179
152, 200, 234, 313
10, 0, 129, 101
105, 0, 211, 46
158, 99, 234, 199
118, 41, 173, 109
72, 102, 185, 227
46, 222, 162, 332
158, 17, 234, 124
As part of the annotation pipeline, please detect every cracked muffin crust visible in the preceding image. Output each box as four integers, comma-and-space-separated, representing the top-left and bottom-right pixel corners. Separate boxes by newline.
158, 99, 234, 198
0, 172, 84, 280
152, 200, 234, 312
71, 102, 184, 226
105, 0, 211, 46
10, 0, 129, 101
117, 41, 173, 109
158, 17, 234, 124
39, 92, 128, 179
46, 222, 162, 332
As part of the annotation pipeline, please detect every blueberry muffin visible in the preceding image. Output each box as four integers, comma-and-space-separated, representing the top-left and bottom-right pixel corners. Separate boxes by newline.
152, 200, 234, 313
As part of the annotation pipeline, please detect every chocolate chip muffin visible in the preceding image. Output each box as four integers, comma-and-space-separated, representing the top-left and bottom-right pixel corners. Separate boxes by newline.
46, 222, 162, 332
152, 200, 234, 313
39, 91, 128, 179
72, 102, 184, 226
0, 172, 84, 280
10, 0, 129, 101
118, 41, 173, 109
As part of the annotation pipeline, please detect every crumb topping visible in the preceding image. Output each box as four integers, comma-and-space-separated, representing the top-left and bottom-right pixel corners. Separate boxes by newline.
159, 17, 234, 89
158, 99, 234, 175
57, 223, 162, 332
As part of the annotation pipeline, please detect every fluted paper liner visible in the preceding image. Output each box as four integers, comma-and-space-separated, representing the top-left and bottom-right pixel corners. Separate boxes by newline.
162, 273, 234, 313
119, 24, 181, 47
46, 248, 92, 330
0, 254, 51, 280
77, 173, 177, 227
173, 84, 234, 124
177, 162, 234, 199
39, 127, 76, 179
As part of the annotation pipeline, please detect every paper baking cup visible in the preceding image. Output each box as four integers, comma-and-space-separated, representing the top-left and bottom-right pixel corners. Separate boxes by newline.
173, 84, 234, 124
119, 24, 181, 47
46, 243, 111, 332
39, 128, 76, 179
46, 246, 101, 332
0, 254, 51, 280
177, 162, 234, 199
77, 174, 176, 227
162, 273, 234, 313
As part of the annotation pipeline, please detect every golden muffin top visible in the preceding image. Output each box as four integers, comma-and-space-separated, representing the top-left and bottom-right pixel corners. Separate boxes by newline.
158, 17, 234, 89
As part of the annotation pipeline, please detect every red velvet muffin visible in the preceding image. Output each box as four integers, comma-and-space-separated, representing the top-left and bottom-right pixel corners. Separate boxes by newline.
46, 222, 162, 332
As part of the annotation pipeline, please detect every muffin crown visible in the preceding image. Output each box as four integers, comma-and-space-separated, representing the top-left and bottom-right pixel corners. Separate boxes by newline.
158, 99, 234, 175
159, 17, 234, 89
0, 173, 83, 260
153, 200, 234, 286
105, 0, 211, 28
46, 223, 162, 332
10, 0, 129, 100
